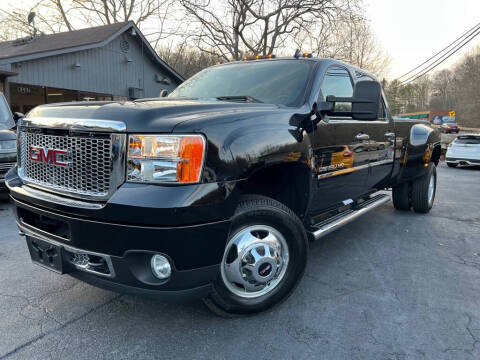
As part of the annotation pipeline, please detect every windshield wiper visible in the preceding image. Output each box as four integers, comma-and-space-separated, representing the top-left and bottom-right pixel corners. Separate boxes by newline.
216, 95, 263, 103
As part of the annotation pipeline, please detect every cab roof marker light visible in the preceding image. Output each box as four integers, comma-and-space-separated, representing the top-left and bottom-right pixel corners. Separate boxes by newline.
242, 54, 276, 61
294, 50, 312, 58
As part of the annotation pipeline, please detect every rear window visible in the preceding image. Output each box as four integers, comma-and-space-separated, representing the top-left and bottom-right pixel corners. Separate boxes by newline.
455, 136, 480, 144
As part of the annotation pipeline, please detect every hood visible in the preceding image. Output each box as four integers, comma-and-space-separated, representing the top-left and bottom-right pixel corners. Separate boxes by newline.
0, 129, 16, 140
26, 99, 284, 133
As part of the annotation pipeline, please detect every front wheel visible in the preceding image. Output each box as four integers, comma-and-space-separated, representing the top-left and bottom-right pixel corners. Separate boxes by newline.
411, 163, 437, 213
204, 195, 308, 316
446, 162, 458, 168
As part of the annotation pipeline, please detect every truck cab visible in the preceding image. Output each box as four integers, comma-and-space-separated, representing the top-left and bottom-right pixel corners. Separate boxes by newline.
6, 56, 441, 315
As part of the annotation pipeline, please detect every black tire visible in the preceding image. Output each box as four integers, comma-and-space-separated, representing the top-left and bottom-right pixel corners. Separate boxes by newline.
411, 163, 437, 213
446, 162, 458, 168
392, 181, 411, 211
204, 195, 308, 317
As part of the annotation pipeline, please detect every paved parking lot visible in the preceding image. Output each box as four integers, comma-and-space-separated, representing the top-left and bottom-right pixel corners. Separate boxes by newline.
0, 163, 479, 360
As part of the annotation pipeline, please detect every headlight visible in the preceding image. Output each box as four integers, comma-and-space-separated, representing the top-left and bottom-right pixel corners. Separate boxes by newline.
127, 134, 205, 183
0, 139, 16, 153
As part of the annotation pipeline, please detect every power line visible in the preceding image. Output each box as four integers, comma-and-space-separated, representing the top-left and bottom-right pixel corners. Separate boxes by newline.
401, 27, 480, 85
396, 22, 480, 81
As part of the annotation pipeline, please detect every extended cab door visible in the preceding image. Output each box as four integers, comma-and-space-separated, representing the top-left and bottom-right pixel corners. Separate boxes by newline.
310, 66, 371, 214
361, 90, 395, 190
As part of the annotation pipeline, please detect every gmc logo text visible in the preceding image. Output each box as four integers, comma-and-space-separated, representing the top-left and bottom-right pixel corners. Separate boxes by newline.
29, 146, 68, 167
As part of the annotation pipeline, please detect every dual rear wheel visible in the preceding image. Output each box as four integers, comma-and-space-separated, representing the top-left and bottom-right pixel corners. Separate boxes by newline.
392, 163, 437, 213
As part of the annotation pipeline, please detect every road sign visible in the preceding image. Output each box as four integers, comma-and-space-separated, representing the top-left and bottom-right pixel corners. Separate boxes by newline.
449, 110, 456, 117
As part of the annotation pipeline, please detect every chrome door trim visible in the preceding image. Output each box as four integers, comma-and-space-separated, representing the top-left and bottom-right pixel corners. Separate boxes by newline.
317, 159, 393, 180
328, 119, 389, 124
370, 159, 394, 167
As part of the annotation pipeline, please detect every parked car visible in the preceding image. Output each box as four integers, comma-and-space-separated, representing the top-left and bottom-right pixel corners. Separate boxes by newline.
6, 56, 441, 316
440, 119, 460, 133
445, 134, 480, 167
0, 93, 17, 191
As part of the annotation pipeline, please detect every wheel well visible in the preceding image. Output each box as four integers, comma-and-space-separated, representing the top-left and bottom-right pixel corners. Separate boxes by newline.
237, 163, 310, 220
431, 144, 441, 165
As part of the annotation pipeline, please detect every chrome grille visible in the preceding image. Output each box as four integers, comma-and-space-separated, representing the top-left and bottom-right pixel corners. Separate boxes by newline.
18, 128, 124, 199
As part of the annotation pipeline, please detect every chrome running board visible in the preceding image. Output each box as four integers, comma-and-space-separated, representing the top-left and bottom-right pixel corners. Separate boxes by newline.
312, 193, 390, 240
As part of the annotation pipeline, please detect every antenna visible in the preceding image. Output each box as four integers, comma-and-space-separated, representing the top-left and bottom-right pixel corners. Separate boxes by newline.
27, 12, 35, 25
27, 12, 38, 36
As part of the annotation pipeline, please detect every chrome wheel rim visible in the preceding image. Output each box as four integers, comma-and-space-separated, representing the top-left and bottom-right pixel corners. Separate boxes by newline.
221, 225, 289, 299
428, 173, 435, 206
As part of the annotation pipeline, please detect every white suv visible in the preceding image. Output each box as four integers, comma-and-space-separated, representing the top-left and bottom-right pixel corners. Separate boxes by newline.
445, 134, 480, 167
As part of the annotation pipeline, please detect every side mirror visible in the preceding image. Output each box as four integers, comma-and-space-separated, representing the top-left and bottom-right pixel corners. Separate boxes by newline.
317, 101, 334, 114
159, 89, 168, 98
13, 112, 24, 124
320, 80, 381, 121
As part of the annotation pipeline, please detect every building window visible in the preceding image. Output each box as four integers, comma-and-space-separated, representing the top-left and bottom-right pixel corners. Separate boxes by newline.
46, 87, 77, 103
10, 83, 44, 113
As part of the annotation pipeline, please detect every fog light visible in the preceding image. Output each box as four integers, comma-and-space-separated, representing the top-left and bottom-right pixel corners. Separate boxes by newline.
151, 254, 171, 279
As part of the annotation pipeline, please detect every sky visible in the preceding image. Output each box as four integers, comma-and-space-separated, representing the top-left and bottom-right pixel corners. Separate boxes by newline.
2, 0, 480, 80
364, 0, 480, 78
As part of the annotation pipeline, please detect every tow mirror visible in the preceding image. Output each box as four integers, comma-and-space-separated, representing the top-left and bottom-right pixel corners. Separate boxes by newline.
319, 80, 381, 121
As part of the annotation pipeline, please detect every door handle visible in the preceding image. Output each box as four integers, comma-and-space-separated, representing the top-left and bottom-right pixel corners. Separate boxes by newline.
384, 132, 395, 138
355, 133, 370, 140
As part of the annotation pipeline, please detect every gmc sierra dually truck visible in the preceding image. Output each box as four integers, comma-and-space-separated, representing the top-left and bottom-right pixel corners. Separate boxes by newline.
0, 93, 17, 191
6, 56, 441, 316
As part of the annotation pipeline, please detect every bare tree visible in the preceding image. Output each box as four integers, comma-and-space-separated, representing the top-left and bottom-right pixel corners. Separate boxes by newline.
179, 0, 353, 61
0, 0, 173, 38
383, 46, 480, 128
157, 45, 221, 78
383, 76, 431, 115
296, 7, 390, 77
63, 0, 171, 27
441, 47, 480, 127
429, 69, 455, 111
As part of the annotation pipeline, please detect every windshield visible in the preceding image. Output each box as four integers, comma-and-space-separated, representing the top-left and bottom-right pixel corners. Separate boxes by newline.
455, 136, 480, 144
169, 60, 313, 107
443, 118, 456, 123
0, 93, 14, 130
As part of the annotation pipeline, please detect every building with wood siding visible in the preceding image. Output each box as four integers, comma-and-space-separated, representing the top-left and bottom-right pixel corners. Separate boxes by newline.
0, 21, 183, 113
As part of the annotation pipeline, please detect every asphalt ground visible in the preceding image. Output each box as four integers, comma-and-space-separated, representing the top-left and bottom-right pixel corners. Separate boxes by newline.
0, 162, 479, 360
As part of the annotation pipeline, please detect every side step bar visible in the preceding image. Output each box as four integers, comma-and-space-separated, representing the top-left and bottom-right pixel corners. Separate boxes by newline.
311, 193, 391, 240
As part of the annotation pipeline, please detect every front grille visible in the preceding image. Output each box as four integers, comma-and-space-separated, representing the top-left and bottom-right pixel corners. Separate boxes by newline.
18, 128, 117, 198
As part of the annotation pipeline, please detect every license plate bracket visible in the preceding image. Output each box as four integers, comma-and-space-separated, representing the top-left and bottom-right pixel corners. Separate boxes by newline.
26, 237, 71, 274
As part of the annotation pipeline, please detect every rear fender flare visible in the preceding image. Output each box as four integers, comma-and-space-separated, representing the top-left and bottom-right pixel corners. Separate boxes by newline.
409, 124, 433, 146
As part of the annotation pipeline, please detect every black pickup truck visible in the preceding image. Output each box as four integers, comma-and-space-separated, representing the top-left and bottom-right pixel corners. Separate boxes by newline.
6, 56, 441, 315
0, 93, 17, 191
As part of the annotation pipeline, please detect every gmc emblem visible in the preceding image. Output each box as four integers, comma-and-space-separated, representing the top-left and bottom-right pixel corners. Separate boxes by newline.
29, 146, 69, 167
